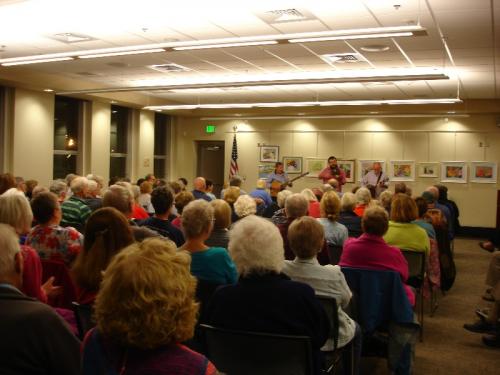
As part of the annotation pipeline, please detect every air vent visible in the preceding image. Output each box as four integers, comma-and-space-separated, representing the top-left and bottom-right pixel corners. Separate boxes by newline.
148, 63, 191, 73
50, 33, 95, 44
257, 8, 315, 24
321, 53, 368, 64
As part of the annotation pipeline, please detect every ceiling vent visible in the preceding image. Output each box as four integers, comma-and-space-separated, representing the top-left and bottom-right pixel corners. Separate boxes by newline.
321, 53, 369, 64
148, 63, 191, 73
258, 8, 315, 24
50, 33, 95, 44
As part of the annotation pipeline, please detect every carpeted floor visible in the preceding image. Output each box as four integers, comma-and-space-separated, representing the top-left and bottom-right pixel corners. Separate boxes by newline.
360, 238, 500, 374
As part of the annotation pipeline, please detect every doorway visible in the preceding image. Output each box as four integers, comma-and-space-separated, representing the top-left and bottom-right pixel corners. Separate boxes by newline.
196, 141, 225, 198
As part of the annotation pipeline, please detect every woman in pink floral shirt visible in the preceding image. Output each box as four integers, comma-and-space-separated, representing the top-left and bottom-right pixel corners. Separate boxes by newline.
27, 192, 83, 266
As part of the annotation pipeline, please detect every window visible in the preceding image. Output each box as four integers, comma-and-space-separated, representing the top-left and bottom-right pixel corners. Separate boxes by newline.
53, 96, 81, 179
110, 105, 129, 178
154, 113, 170, 179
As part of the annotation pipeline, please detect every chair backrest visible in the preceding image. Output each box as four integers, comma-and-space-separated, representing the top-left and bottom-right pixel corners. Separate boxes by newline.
327, 244, 343, 265
41, 259, 77, 309
400, 250, 426, 289
71, 302, 95, 340
195, 279, 222, 323
316, 296, 339, 350
200, 324, 314, 375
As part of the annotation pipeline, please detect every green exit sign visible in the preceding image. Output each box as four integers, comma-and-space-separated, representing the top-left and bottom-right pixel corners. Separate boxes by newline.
205, 125, 216, 133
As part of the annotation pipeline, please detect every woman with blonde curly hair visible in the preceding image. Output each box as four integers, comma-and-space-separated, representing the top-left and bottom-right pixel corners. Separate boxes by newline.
82, 238, 217, 375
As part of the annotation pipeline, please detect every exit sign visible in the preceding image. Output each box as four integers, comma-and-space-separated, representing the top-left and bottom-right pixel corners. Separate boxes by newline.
206, 125, 216, 133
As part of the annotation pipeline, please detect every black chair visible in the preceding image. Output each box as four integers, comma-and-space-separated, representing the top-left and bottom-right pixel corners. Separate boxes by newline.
327, 244, 343, 266
71, 302, 94, 340
199, 324, 314, 375
401, 250, 425, 341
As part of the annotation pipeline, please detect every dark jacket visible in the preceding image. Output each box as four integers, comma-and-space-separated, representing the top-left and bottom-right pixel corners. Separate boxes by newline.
138, 216, 185, 247
0, 285, 80, 375
338, 210, 363, 238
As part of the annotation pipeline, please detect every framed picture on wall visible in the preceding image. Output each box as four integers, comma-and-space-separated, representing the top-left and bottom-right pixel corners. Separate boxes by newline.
258, 163, 276, 179
389, 160, 415, 181
358, 160, 386, 182
305, 158, 327, 178
338, 159, 355, 183
470, 162, 497, 183
283, 156, 303, 174
259, 145, 279, 163
441, 161, 467, 183
418, 162, 439, 178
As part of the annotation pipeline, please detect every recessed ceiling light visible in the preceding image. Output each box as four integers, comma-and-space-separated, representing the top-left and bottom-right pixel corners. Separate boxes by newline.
360, 44, 391, 52
43, 88, 54, 92
110, 100, 118, 104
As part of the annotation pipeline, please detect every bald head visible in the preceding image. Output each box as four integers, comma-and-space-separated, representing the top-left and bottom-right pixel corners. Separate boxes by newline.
327, 178, 339, 189
426, 186, 439, 200
193, 177, 206, 191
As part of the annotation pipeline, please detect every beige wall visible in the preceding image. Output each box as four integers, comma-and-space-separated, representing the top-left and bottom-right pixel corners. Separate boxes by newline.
88, 101, 111, 183
136, 110, 155, 180
171, 115, 500, 228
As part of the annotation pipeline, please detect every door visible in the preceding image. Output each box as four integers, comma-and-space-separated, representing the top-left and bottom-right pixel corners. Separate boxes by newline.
196, 141, 225, 198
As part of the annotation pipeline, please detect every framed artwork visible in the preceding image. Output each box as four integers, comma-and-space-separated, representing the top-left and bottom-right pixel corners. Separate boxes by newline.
338, 159, 355, 183
305, 158, 327, 178
470, 162, 497, 184
389, 160, 415, 181
357, 160, 385, 182
258, 163, 276, 179
441, 161, 467, 183
259, 145, 279, 163
283, 156, 303, 174
418, 162, 439, 178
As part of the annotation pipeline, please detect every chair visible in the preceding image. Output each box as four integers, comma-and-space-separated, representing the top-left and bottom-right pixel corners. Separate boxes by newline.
327, 244, 343, 266
71, 302, 94, 340
200, 324, 314, 375
41, 259, 77, 309
400, 250, 426, 341
195, 279, 222, 324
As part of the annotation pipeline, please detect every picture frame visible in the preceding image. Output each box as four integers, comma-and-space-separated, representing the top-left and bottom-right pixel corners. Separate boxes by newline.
389, 160, 415, 181
258, 163, 276, 179
441, 161, 467, 183
418, 162, 439, 178
470, 162, 497, 184
337, 159, 355, 183
358, 160, 386, 182
282, 156, 303, 174
259, 145, 279, 163
305, 158, 327, 178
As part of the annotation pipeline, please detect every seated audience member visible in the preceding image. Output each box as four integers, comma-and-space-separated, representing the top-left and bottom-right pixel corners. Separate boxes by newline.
129, 184, 149, 220
220, 175, 247, 198
144, 173, 156, 185
384, 194, 430, 256
318, 191, 348, 247
413, 197, 436, 239
50, 179, 68, 203
340, 206, 415, 306
179, 200, 237, 285
206, 215, 329, 375
82, 238, 217, 375
268, 189, 292, 224
233, 194, 257, 221
249, 179, 273, 209
0, 172, 16, 195
327, 178, 340, 193
27, 192, 83, 266
139, 187, 184, 247
278, 193, 309, 260
61, 176, 92, 232
205, 179, 217, 201
223, 186, 241, 223
102, 184, 158, 241
338, 192, 363, 238
25, 179, 38, 200
0, 224, 80, 375
353, 187, 372, 217
84, 179, 102, 211
168, 180, 183, 195
72, 207, 134, 305
378, 190, 393, 215
323, 183, 334, 193
138, 181, 155, 214
284, 217, 361, 375
0, 193, 58, 303
172, 191, 195, 228
394, 182, 408, 195
435, 184, 460, 234
86, 174, 104, 194
301, 188, 321, 218
426, 185, 453, 238
178, 177, 188, 191
206, 199, 232, 249
192, 177, 212, 202
31, 185, 49, 200
312, 188, 323, 202
16, 176, 27, 193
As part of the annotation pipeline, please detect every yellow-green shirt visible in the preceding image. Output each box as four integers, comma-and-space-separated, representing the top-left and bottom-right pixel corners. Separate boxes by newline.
383, 221, 430, 256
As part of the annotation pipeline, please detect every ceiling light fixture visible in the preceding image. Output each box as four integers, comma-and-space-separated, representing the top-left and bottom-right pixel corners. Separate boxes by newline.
78, 48, 165, 59
1, 57, 74, 66
289, 32, 412, 43
172, 40, 278, 51
43, 88, 54, 92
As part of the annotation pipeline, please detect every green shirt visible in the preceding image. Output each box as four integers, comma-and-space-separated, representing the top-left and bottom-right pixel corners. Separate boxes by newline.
383, 221, 430, 256
60, 196, 91, 230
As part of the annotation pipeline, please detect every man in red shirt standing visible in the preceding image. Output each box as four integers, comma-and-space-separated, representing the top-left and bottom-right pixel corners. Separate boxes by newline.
318, 156, 346, 192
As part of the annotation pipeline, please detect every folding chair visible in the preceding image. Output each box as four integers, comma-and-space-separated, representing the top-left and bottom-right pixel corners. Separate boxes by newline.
401, 250, 426, 341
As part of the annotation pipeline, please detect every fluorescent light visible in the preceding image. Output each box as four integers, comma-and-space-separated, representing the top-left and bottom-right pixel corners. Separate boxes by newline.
43, 88, 54, 92
1, 57, 74, 66
173, 40, 278, 51
289, 32, 413, 43
78, 48, 165, 58
144, 98, 462, 111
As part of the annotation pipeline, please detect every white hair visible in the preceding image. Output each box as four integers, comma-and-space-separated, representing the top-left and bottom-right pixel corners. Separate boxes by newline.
0, 194, 33, 235
182, 199, 214, 239
341, 192, 357, 211
70, 176, 89, 194
301, 188, 318, 202
86, 174, 105, 189
277, 190, 293, 208
233, 195, 257, 218
228, 215, 284, 277
1, 188, 24, 197
50, 180, 67, 197
131, 185, 140, 200
355, 187, 371, 205
285, 193, 308, 219
0, 224, 21, 278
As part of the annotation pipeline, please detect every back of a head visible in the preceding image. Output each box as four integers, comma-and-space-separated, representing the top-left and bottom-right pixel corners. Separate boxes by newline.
193, 177, 206, 191
362, 206, 389, 236
65, 173, 78, 185
414, 196, 428, 218
328, 178, 339, 189
277, 189, 292, 208
390, 193, 418, 223
174, 191, 195, 214
426, 186, 439, 200
300, 188, 318, 202
140, 181, 153, 194
434, 184, 448, 200
168, 181, 182, 195
87, 174, 104, 189
355, 187, 371, 205
0, 224, 21, 280
151, 186, 174, 215
210, 199, 232, 230
49, 180, 67, 198
95, 238, 197, 348
0, 193, 33, 235
30, 192, 58, 225
341, 192, 357, 212
229, 176, 242, 187
394, 182, 407, 194
378, 190, 393, 208
229, 215, 284, 277
181, 199, 214, 239
131, 185, 140, 200
234, 194, 257, 218
223, 186, 240, 205
421, 191, 435, 204
320, 191, 341, 221
256, 179, 266, 189
70, 176, 88, 195
288, 216, 324, 259
285, 193, 308, 219
0, 173, 16, 195
102, 185, 133, 215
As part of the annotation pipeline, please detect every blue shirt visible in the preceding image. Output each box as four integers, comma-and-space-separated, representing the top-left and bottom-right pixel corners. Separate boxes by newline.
249, 189, 273, 207
192, 190, 212, 201
190, 247, 238, 285
266, 172, 289, 188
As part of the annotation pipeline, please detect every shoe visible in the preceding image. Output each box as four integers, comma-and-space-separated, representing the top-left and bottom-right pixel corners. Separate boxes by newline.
479, 241, 495, 253
482, 333, 500, 348
463, 320, 496, 334
483, 293, 495, 302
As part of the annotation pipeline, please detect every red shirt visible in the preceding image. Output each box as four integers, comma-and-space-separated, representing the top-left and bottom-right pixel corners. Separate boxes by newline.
318, 166, 347, 189
132, 203, 149, 220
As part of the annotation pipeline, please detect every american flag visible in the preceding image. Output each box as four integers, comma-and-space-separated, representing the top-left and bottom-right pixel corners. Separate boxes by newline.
229, 133, 239, 178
